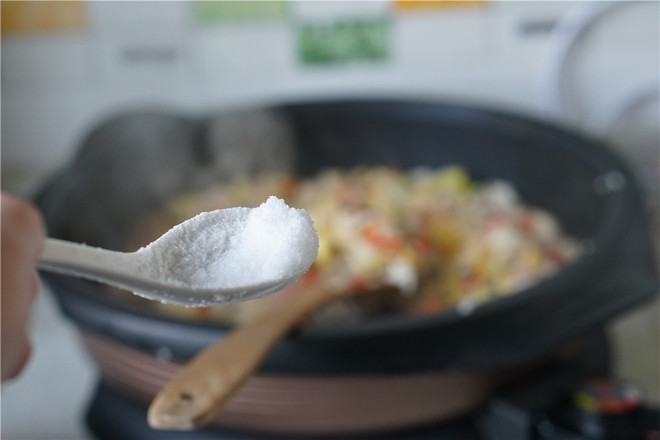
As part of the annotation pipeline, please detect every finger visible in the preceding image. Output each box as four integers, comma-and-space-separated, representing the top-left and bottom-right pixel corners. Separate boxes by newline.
1, 334, 31, 381
1, 192, 46, 260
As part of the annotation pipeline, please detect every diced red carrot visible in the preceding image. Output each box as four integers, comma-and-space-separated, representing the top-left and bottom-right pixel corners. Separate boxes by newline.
361, 224, 402, 253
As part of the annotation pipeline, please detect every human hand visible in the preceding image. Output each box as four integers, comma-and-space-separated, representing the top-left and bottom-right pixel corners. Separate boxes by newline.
1, 192, 46, 381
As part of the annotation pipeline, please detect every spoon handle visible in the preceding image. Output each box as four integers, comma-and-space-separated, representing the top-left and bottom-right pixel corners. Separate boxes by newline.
147, 285, 335, 430
37, 238, 134, 284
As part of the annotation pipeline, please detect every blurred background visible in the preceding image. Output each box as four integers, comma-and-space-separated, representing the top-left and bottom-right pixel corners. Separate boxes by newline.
1, 1, 658, 439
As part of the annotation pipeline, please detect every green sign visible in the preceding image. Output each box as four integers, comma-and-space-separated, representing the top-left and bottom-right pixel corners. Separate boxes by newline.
192, 1, 288, 24
299, 18, 389, 65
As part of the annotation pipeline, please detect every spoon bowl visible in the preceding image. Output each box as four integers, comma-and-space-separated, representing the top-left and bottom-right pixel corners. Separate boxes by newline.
37, 198, 318, 307
37, 238, 304, 307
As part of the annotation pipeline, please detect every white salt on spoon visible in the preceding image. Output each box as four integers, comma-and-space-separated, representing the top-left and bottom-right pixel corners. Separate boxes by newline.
37, 196, 319, 307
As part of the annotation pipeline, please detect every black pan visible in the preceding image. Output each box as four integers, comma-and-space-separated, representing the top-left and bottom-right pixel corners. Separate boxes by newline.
36, 99, 658, 373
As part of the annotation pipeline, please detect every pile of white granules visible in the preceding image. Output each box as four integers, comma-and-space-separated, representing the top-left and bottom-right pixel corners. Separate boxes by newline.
135, 196, 318, 291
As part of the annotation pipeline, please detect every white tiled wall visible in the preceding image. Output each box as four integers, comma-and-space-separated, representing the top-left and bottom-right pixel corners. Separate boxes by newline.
0, 1, 580, 193
3, 1, 658, 196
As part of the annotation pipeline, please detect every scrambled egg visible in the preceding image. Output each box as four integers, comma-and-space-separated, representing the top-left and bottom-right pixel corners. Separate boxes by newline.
129, 166, 581, 325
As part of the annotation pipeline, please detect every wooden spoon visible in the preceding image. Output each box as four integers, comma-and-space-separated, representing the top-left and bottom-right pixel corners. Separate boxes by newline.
147, 282, 365, 430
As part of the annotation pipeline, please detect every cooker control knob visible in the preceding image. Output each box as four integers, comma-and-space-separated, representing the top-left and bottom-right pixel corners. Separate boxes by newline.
569, 378, 644, 440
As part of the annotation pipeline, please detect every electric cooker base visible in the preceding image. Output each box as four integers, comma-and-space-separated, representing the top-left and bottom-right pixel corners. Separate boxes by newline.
85, 377, 659, 440
84, 333, 659, 440
86, 381, 480, 440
